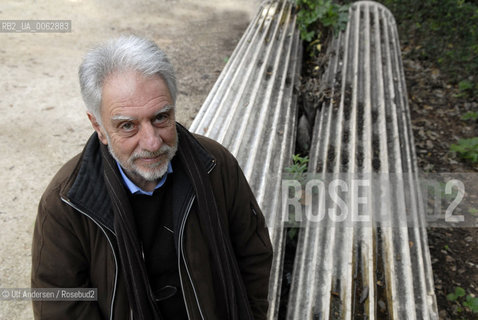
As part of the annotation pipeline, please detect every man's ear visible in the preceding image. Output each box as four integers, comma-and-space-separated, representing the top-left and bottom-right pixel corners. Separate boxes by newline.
87, 112, 108, 145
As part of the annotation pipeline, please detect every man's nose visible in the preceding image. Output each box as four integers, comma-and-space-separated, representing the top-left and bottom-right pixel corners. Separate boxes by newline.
139, 123, 162, 151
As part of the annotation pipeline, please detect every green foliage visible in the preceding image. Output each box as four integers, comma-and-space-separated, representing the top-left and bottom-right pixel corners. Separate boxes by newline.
458, 80, 474, 93
447, 287, 478, 313
285, 154, 309, 237
463, 295, 478, 313
468, 207, 478, 217
426, 181, 459, 202
285, 154, 309, 181
462, 294, 478, 313
447, 287, 466, 301
295, 0, 349, 42
461, 111, 478, 121
288, 227, 298, 240
450, 137, 478, 163
456, 80, 478, 98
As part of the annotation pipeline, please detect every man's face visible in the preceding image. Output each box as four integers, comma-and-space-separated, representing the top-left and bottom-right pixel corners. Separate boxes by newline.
88, 70, 177, 191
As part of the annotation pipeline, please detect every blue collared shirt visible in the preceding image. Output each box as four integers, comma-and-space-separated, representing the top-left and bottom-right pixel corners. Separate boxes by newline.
116, 161, 173, 196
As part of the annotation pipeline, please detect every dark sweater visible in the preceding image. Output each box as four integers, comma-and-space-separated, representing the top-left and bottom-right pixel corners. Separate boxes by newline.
128, 173, 188, 319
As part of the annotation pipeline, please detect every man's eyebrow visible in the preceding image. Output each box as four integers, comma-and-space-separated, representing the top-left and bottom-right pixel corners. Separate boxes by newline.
111, 105, 174, 122
155, 105, 174, 115
111, 115, 135, 122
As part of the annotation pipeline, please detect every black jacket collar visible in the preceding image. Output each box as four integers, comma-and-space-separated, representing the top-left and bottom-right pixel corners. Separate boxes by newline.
66, 123, 215, 234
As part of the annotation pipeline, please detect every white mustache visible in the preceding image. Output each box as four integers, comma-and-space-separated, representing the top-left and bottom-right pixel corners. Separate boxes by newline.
130, 145, 172, 161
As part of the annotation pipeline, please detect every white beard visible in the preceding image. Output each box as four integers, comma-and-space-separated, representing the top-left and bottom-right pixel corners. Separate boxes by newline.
105, 131, 178, 183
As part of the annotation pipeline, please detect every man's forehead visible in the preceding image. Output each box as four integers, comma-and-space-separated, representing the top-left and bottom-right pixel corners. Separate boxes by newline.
102, 71, 170, 97
101, 71, 173, 117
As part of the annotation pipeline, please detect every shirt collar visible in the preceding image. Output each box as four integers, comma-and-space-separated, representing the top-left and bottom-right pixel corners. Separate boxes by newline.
116, 161, 173, 196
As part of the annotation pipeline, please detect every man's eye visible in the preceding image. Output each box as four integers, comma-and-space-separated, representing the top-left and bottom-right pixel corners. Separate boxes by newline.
154, 113, 169, 125
120, 122, 134, 131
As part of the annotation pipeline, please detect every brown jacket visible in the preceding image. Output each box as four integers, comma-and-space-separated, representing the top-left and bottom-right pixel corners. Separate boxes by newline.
31, 129, 273, 320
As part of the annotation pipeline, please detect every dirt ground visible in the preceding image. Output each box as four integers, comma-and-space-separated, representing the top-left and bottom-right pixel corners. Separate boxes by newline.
0, 0, 259, 318
403, 56, 478, 318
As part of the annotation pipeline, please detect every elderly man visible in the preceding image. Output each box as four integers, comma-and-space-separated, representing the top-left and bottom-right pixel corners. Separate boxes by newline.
32, 35, 273, 320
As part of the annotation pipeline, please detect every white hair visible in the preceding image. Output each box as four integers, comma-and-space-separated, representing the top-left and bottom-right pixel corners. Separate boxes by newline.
78, 35, 177, 121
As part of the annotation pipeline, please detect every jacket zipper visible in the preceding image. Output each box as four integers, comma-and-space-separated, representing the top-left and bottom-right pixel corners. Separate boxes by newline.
178, 159, 216, 320
139, 243, 159, 318
61, 197, 119, 320
178, 195, 204, 320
